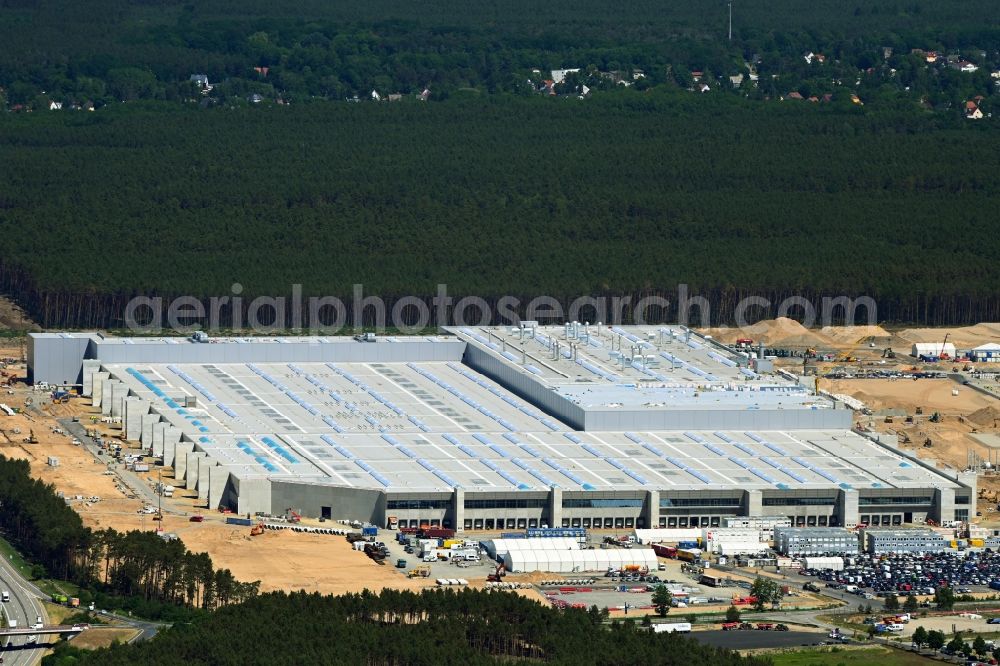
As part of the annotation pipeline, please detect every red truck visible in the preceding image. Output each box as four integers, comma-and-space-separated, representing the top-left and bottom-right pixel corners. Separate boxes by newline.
651, 544, 678, 558
420, 527, 455, 539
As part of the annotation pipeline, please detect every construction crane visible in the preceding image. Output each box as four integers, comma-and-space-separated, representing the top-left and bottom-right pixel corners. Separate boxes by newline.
940, 333, 952, 360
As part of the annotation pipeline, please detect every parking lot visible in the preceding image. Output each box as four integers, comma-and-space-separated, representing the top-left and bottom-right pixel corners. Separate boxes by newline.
796, 550, 1000, 598
691, 630, 827, 650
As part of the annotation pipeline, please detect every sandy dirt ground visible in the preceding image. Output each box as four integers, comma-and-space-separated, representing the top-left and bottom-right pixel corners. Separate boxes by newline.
0, 295, 37, 331
701, 318, 891, 350
896, 613, 1000, 638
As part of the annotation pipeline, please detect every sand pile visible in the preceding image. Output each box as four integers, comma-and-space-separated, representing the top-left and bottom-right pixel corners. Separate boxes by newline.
895, 323, 1000, 348
701, 317, 833, 348
968, 406, 1000, 427
820, 324, 891, 345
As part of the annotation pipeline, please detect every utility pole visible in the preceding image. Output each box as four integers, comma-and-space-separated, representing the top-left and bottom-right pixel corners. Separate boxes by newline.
157, 467, 163, 533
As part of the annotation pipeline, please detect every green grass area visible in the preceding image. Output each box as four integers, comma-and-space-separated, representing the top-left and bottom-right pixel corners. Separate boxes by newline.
769, 646, 931, 666
0, 534, 33, 578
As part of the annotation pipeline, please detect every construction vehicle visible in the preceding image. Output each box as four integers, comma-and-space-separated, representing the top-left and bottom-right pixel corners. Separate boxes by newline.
487, 563, 507, 582
940, 333, 952, 361
23, 429, 38, 444
288, 510, 302, 523
50, 391, 70, 404
884, 416, 894, 424
915, 406, 923, 415
924, 438, 933, 448
930, 412, 941, 423
901, 433, 911, 444
882, 347, 895, 359
250, 523, 265, 536
407, 566, 431, 578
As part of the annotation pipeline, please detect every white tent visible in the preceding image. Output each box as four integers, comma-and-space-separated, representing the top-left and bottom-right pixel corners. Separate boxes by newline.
484, 537, 580, 559
634, 528, 701, 545
911, 342, 956, 358
504, 548, 658, 573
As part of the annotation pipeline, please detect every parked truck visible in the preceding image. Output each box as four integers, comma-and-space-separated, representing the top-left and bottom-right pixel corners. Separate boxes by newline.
652, 622, 691, 633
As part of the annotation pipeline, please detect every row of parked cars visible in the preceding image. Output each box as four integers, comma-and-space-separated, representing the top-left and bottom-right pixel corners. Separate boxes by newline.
799, 551, 1000, 594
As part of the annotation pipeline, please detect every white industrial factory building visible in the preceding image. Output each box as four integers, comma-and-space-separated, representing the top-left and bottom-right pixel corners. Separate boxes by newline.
28, 325, 975, 531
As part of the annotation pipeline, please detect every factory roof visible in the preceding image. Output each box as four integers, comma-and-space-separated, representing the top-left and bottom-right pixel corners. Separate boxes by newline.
449, 325, 834, 413
106, 359, 959, 494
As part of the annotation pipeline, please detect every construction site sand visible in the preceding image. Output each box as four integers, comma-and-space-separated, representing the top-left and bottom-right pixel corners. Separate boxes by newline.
894, 323, 1000, 349
700, 318, 890, 350
822, 378, 1000, 472
822, 379, 998, 416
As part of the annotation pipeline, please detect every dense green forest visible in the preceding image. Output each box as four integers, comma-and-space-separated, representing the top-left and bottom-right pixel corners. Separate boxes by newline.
46, 588, 771, 665
1, 95, 998, 327
0, 1, 998, 327
0, 455, 258, 619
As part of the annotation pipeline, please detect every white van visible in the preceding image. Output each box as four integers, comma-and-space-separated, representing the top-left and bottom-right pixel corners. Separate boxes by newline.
1, 590, 9, 602
885, 623, 904, 632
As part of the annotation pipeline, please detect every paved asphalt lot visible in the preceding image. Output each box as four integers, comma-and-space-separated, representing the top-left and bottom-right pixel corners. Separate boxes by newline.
690, 630, 829, 650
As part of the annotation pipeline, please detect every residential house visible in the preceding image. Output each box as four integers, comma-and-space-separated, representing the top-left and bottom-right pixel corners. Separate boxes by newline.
386, 93, 402, 102
967, 106, 984, 120
418, 88, 431, 102
253, 66, 269, 77
786, 91, 804, 100
696, 83, 710, 93
632, 70, 646, 80
804, 52, 825, 65
850, 93, 863, 105
924, 51, 939, 64
48, 101, 62, 110
951, 61, 978, 73
729, 73, 744, 88
691, 71, 704, 82
247, 93, 263, 104
821, 93, 833, 103
551, 68, 580, 84
189, 74, 212, 93
883, 47, 894, 60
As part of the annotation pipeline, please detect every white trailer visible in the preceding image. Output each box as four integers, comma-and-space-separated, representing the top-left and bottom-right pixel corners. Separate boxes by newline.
652, 622, 692, 633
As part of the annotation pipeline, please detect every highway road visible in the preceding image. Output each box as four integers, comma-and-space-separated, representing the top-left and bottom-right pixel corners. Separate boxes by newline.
0, 554, 47, 666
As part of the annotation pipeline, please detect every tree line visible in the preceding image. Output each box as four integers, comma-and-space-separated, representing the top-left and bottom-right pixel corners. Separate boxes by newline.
0, 94, 998, 327
45, 588, 773, 665
0, 455, 258, 619
0, 0, 998, 108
